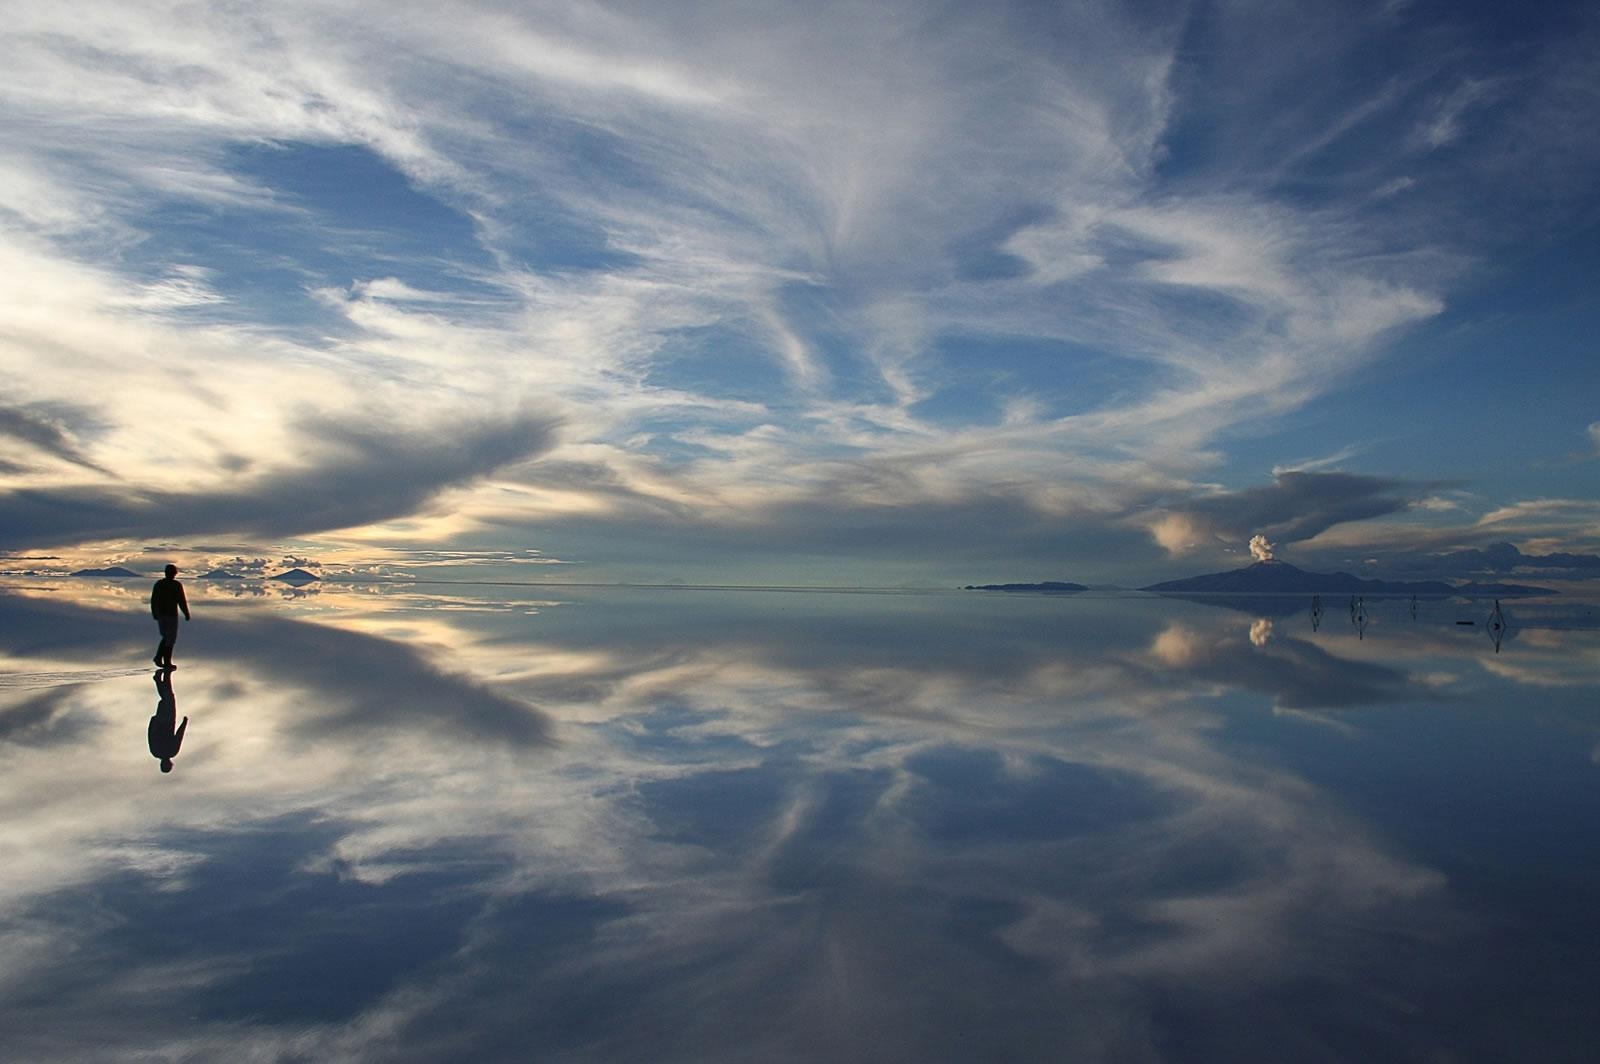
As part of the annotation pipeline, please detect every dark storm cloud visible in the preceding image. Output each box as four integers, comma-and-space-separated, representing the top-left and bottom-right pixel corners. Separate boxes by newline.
1164, 472, 1427, 546
0, 408, 560, 550
0, 403, 107, 473
1384, 541, 1600, 580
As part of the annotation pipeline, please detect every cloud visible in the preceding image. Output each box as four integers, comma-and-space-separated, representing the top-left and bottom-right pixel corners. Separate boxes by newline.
1144, 472, 1424, 556
1373, 175, 1416, 199
107, 264, 225, 311
1263, 491, 1600, 580
1414, 79, 1499, 150
0, 407, 560, 550
1475, 498, 1600, 531
1271, 445, 1362, 476
0, 403, 107, 474
1383, 541, 1600, 580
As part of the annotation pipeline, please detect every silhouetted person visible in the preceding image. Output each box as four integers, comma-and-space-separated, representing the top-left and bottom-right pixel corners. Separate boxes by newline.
150, 563, 190, 669
149, 670, 187, 773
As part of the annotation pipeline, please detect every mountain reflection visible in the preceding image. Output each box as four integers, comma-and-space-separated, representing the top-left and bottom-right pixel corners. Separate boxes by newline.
2, 582, 1599, 1061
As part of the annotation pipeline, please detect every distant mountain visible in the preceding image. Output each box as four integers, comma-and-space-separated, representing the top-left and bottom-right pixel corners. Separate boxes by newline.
70, 566, 141, 578
964, 581, 1088, 592
270, 568, 320, 585
1142, 560, 1458, 596
198, 569, 244, 579
1455, 582, 1557, 598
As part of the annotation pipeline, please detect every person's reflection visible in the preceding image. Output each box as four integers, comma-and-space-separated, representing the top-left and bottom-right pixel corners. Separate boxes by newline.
149, 669, 188, 774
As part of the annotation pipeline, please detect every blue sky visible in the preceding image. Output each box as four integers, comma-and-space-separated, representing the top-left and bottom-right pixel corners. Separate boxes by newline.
2, 0, 1597, 586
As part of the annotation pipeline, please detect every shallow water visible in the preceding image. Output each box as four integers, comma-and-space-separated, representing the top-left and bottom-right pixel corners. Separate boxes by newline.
3, 580, 1598, 1062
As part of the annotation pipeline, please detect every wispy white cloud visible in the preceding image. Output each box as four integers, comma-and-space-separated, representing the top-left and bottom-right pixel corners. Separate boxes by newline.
1476, 497, 1600, 529
108, 264, 226, 311
1414, 78, 1500, 150
1273, 445, 1363, 476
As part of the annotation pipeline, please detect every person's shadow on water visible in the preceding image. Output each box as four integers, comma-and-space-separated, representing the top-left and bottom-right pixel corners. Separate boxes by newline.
149, 669, 188, 774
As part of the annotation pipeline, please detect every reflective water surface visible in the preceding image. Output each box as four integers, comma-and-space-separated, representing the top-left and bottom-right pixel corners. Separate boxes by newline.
3, 581, 1598, 1062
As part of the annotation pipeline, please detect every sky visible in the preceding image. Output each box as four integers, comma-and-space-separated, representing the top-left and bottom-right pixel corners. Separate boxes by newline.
2, 0, 1598, 587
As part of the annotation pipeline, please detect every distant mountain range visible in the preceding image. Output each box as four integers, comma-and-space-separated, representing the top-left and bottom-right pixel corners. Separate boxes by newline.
963, 560, 1558, 599
1452, 582, 1560, 597
962, 581, 1088, 593
1140, 560, 1553, 597
70, 566, 141, 578
271, 568, 320, 585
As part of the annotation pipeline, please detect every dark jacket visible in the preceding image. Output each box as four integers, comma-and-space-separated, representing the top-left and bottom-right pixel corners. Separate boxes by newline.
151, 577, 190, 619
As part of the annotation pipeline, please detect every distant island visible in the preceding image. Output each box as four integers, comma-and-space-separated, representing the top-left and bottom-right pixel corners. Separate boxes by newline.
1140, 560, 1553, 597
271, 568, 320, 585
962, 581, 1088, 593
70, 566, 142, 578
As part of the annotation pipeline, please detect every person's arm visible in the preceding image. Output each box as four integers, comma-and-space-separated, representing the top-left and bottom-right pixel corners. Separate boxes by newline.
178, 583, 190, 621
172, 717, 188, 753
151, 582, 160, 618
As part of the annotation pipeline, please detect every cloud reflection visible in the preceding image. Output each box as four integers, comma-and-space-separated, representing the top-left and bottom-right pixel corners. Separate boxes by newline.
2, 584, 1598, 1059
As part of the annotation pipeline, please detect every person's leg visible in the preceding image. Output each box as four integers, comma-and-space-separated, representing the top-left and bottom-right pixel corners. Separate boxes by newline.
157, 616, 179, 667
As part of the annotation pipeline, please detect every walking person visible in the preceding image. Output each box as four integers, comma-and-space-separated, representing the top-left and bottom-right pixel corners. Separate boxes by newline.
150, 564, 191, 669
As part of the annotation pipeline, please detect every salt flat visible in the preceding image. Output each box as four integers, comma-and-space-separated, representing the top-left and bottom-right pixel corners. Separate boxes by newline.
3, 580, 1598, 1062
